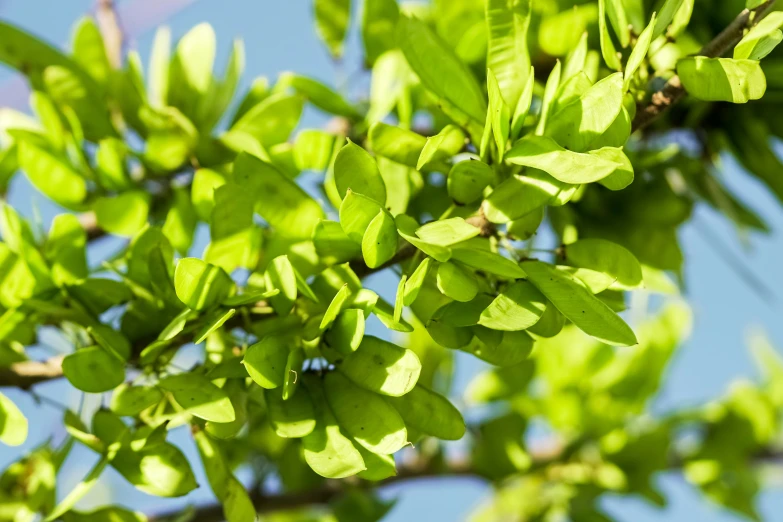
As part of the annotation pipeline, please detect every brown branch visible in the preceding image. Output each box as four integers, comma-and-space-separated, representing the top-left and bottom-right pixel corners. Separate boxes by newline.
632, 0, 777, 132
96, 0, 123, 68
146, 443, 783, 522
0, 356, 65, 390
147, 459, 480, 522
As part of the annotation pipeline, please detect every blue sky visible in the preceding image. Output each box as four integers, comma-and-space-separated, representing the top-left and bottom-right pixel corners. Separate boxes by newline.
1, 1, 782, 520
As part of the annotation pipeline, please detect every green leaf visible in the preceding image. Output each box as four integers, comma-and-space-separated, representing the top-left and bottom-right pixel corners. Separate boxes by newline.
72, 17, 111, 84
194, 308, 236, 344
324, 309, 366, 354
18, 140, 86, 209
507, 136, 621, 184
44, 65, 114, 141
168, 23, 216, 123
368, 122, 428, 168
605, 0, 630, 47
483, 169, 576, 223
565, 238, 643, 288
535, 60, 561, 135
397, 15, 487, 123
283, 347, 305, 400
148, 26, 171, 107
334, 139, 387, 203
593, 146, 634, 190
294, 129, 336, 171
174, 258, 233, 311
45, 455, 112, 522
437, 261, 479, 302
487, 68, 510, 161
479, 281, 547, 331
0, 392, 27, 446
599, 0, 622, 70
266, 387, 316, 438
362, 210, 397, 269
395, 215, 452, 262
562, 32, 589, 82
193, 430, 255, 522
314, 0, 352, 58
63, 346, 125, 393
0, 21, 82, 87
451, 244, 527, 279
68, 278, 132, 317
371, 297, 414, 333
190, 168, 227, 221
243, 336, 289, 389
546, 73, 624, 152
324, 371, 407, 454
234, 152, 324, 239
302, 375, 366, 478
158, 373, 236, 423
653, 0, 685, 39
511, 68, 535, 140
88, 325, 131, 362
62, 507, 146, 522
463, 329, 534, 366
507, 208, 545, 241
30, 91, 65, 150
485, 0, 532, 109
321, 284, 352, 330
367, 50, 412, 125
415, 217, 481, 247
394, 274, 406, 323
328, 336, 420, 396
521, 260, 637, 346
734, 12, 783, 60
357, 448, 397, 481
265, 255, 298, 316
162, 187, 197, 256
387, 384, 465, 440
112, 443, 198, 497
110, 384, 163, 417
281, 72, 361, 119
417, 124, 464, 170
677, 57, 766, 103
47, 213, 88, 286
527, 299, 565, 338
230, 93, 304, 147
94, 191, 150, 238
669, 0, 694, 37
403, 257, 432, 306
624, 13, 657, 90
361, 0, 400, 65
340, 189, 385, 243
95, 138, 130, 191
313, 220, 362, 265
538, 5, 598, 57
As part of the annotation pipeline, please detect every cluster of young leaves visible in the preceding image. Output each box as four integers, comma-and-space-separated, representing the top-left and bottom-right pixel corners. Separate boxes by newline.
0, 0, 781, 521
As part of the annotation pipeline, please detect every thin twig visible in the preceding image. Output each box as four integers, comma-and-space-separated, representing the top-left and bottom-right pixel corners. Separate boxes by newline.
96, 0, 123, 68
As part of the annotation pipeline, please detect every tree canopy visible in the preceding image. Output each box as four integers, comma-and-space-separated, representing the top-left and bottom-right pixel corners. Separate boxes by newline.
1, 0, 783, 521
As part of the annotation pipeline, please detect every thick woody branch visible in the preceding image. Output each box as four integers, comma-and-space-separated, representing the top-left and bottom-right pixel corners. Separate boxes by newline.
632, 0, 778, 132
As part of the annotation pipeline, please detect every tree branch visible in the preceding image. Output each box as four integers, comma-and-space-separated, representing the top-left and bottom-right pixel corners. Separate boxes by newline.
632, 0, 777, 132
147, 459, 480, 522
146, 445, 783, 522
96, 0, 123, 68
0, 356, 65, 390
